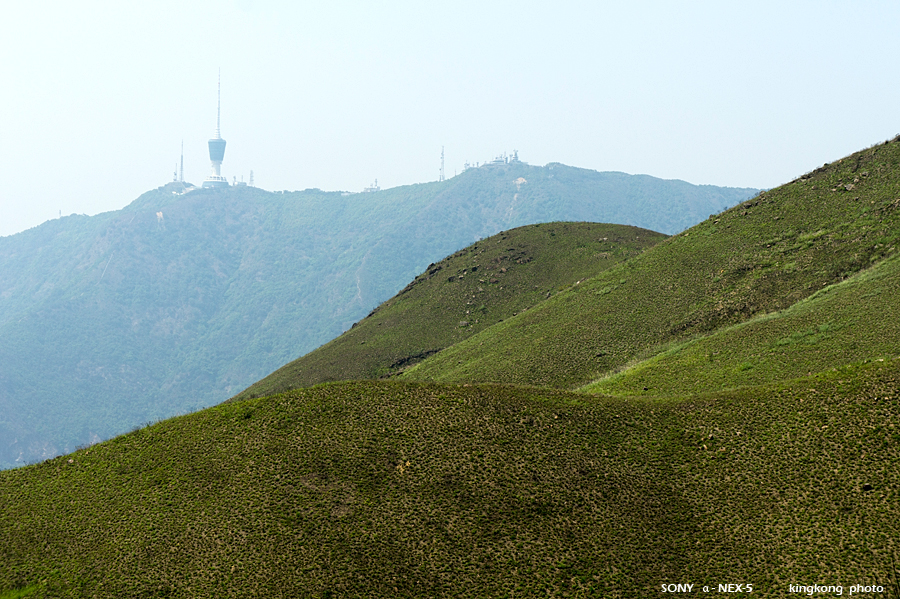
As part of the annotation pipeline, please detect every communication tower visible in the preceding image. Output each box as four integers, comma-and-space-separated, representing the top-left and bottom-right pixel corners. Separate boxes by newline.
440, 146, 445, 182
179, 140, 184, 182
202, 70, 229, 188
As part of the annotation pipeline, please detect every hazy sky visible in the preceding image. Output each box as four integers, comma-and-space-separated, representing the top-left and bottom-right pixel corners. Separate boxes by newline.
2, 0, 899, 237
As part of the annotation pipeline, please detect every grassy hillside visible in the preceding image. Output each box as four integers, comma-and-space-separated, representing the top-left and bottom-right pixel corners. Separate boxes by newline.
403, 138, 900, 389
2, 362, 897, 597
233, 222, 665, 401
0, 166, 753, 468
3, 140, 900, 597
583, 250, 900, 397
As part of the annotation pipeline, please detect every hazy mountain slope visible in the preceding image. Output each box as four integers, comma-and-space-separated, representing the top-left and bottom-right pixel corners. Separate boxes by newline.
403, 139, 900, 389
439, 162, 757, 236
583, 250, 900, 396
233, 222, 666, 401
2, 361, 897, 597
0, 166, 754, 468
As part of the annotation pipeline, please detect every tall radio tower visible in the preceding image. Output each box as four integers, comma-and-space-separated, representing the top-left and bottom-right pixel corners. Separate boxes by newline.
202, 70, 229, 188
440, 146, 445, 182
179, 140, 184, 183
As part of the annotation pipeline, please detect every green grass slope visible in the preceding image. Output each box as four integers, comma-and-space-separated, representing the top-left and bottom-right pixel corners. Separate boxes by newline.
582, 250, 900, 397
233, 222, 666, 400
2, 362, 898, 597
403, 138, 900, 389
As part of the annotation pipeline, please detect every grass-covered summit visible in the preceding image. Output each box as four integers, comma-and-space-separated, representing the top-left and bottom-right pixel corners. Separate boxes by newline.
234, 222, 665, 400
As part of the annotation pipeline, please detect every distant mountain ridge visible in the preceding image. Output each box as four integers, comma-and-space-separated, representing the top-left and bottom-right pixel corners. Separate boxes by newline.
0, 163, 756, 467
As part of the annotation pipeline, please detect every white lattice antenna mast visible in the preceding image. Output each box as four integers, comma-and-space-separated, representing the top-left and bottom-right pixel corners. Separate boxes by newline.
440, 146, 445, 182
215, 69, 222, 139
179, 140, 184, 182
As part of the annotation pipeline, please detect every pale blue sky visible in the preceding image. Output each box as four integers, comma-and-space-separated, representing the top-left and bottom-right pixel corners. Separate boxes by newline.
1, 0, 899, 237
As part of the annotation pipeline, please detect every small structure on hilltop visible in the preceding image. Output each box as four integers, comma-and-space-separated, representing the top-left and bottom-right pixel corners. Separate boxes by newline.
463, 151, 522, 172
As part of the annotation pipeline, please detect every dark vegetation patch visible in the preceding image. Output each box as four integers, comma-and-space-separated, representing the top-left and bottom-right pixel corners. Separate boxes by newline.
387, 349, 442, 371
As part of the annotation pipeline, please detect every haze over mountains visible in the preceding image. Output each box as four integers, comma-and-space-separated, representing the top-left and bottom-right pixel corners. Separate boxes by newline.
0, 161, 756, 468
1, 137, 897, 597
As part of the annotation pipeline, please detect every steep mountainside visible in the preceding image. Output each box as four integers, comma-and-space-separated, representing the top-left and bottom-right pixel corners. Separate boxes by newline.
0, 164, 753, 468
403, 140, 900, 389
233, 222, 665, 401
